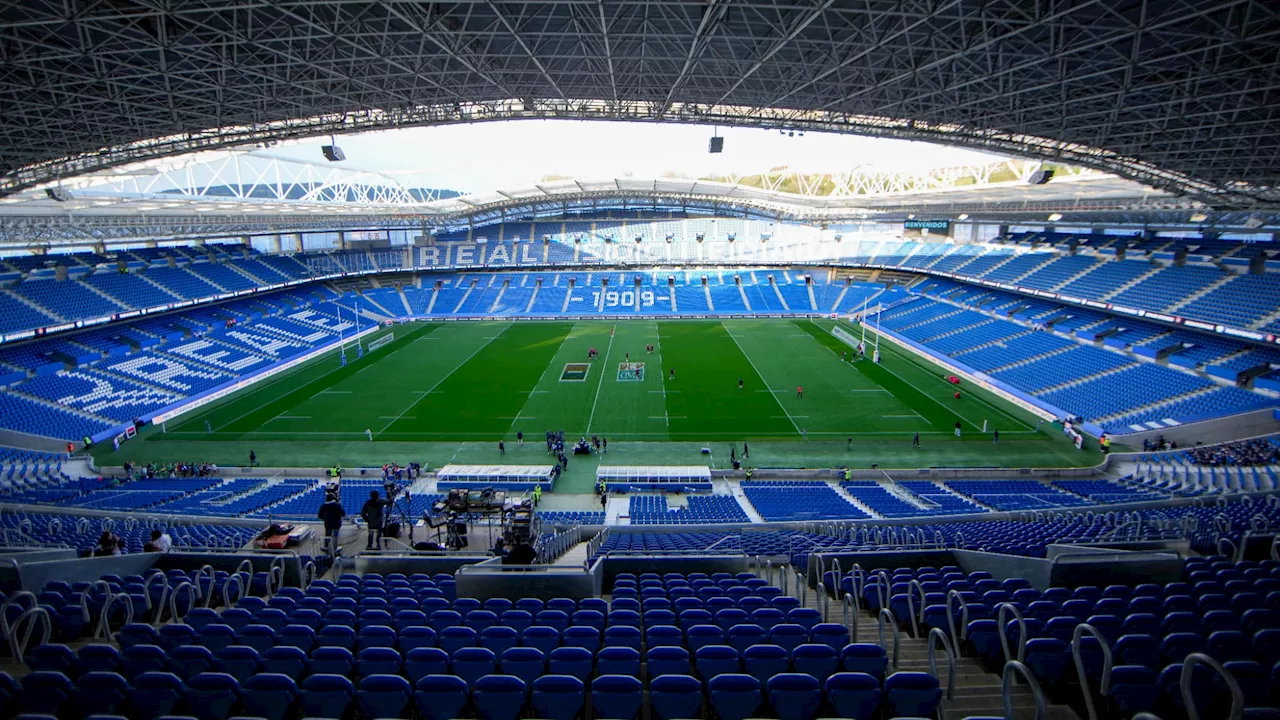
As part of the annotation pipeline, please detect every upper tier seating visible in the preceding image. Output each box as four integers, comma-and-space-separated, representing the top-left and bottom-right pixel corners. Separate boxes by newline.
742, 482, 868, 522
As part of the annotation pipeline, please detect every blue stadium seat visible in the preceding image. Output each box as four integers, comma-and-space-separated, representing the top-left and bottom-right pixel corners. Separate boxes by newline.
596, 646, 641, 677
884, 672, 943, 718
548, 646, 594, 683
414, 674, 469, 720
791, 643, 839, 681
241, 673, 298, 720
261, 646, 307, 681
768, 673, 823, 720
473, 674, 527, 720
591, 675, 643, 720
168, 645, 216, 681
129, 672, 184, 720
404, 647, 450, 684
300, 673, 354, 719
521, 626, 560, 655
708, 673, 761, 720
356, 674, 413, 720
183, 672, 241, 720
531, 675, 584, 720
451, 646, 497, 688
399, 626, 436, 652
310, 646, 355, 676
650, 674, 704, 720
71, 671, 129, 718
695, 645, 741, 681
648, 646, 692, 678
825, 672, 882, 720
500, 647, 545, 686
214, 645, 261, 683
357, 647, 403, 677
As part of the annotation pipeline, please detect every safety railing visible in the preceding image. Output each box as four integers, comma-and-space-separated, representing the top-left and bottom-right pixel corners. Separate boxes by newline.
877, 607, 901, 670
1181, 652, 1243, 720
93, 589, 134, 640
904, 579, 924, 638
997, 602, 1028, 664
5, 606, 50, 665
928, 627, 956, 701
842, 593, 859, 644
1072, 623, 1113, 720
1003, 660, 1048, 720
946, 589, 972, 647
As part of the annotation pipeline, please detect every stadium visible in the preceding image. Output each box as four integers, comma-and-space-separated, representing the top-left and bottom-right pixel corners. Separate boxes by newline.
0, 2, 1278, 719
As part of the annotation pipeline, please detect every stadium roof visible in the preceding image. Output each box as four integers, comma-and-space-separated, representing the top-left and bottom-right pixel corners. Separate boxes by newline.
1, 0, 1277, 208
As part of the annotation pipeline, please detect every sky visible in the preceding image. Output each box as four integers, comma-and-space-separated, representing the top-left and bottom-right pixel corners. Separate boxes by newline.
255, 120, 1008, 194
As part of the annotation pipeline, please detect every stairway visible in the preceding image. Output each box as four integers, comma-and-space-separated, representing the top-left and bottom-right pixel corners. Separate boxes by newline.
703, 283, 713, 312
395, 287, 413, 316
3, 288, 65, 322
452, 281, 475, 314
1100, 266, 1160, 301
551, 541, 590, 567
770, 277, 790, 311
796, 585, 1080, 720
829, 482, 883, 519
726, 482, 764, 523
525, 283, 541, 314
806, 282, 818, 312
829, 285, 849, 313
425, 286, 440, 314
489, 281, 508, 313
737, 280, 752, 311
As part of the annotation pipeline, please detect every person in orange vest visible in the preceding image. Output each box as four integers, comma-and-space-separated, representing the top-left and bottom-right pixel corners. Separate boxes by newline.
66, 441, 74, 457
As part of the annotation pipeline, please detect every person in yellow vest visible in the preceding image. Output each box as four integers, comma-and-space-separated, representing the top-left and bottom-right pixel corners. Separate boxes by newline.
843, 468, 851, 482
532, 485, 542, 506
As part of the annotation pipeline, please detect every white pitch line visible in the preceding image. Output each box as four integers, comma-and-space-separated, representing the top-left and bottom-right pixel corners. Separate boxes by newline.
270, 415, 311, 420
722, 321, 803, 436
378, 324, 512, 433
585, 323, 618, 433
318, 390, 352, 394
654, 323, 669, 426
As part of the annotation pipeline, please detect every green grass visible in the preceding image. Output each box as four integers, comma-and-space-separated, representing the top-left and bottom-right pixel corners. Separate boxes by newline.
99, 319, 1105, 481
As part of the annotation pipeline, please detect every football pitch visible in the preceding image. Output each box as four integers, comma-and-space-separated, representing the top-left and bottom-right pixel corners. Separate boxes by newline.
104, 319, 1103, 482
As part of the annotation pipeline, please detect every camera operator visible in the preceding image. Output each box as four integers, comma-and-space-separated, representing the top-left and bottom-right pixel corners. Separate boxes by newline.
362, 489, 392, 550
317, 485, 346, 558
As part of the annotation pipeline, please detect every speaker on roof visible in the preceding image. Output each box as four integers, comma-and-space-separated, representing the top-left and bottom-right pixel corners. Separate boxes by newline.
321, 145, 346, 162
1028, 169, 1055, 185
45, 187, 74, 202
708, 136, 724, 154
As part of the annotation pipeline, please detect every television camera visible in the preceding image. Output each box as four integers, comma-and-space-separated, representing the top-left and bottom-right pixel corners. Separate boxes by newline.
422, 488, 537, 551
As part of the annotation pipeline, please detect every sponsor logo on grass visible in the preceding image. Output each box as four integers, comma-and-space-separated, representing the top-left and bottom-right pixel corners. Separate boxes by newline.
367, 332, 395, 352
560, 363, 589, 382
618, 362, 645, 381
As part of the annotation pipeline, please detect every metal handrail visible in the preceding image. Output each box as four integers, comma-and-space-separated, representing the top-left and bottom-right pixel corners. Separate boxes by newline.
904, 579, 924, 638
7, 607, 50, 665
928, 627, 957, 700
842, 593, 859, 643
795, 569, 807, 607
1004, 660, 1048, 720
997, 602, 1028, 664
223, 573, 244, 608
0, 590, 37, 656
94, 590, 133, 640
168, 581, 197, 622
946, 589, 970, 645
816, 581, 829, 623
869, 570, 889, 611
877, 607, 901, 670
1217, 537, 1241, 563
1071, 623, 1113, 720
1181, 653, 1243, 720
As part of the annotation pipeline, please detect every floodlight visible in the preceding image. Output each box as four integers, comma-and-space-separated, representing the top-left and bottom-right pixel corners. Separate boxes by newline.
1047, 213, 1063, 222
